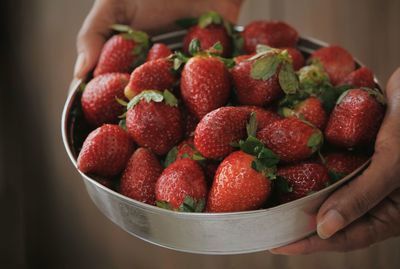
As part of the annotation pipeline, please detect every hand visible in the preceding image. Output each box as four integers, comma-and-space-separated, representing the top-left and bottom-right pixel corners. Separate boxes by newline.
271, 67, 400, 255
74, 0, 242, 79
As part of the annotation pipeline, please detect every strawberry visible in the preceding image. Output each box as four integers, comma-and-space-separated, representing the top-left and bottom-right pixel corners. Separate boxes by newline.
231, 56, 282, 106
242, 21, 299, 53
126, 90, 183, 155
194, 107, 249, 160
181, 55, 230, 119
94, 24, 149, 77
322, 151, 369, 181
124, 58, 176, 100
120, 148, 163, 205
325, 88, 385, 148
155, 158, 207, 211
182, 11, 232, 57
183, 112, 199, 137
232, 47, 300, 106
277, 162, 330, 203
240, 106, 281, 130
282, 97, 328, 129
81, 73, 129, 126
338, 67, 375, 88
257, 117, 323, 163
309, 45, 355, 85
284, 47, 305, 71
77, 124, 135, 177
176, 137, 197, 160
146, 43, 172, 62
207, 151, 273, 212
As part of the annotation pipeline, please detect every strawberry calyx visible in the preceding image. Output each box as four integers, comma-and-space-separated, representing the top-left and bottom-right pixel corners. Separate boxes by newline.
361, 87, 386, 105
307, 130, 324, 153
111, 24, 150, 55
249, 45, 299, 94
156, 196, 205, 212
233, 112, 280, 179
164, 145, 206, 168
126, 89, 178, 110
297, 64, 330, 91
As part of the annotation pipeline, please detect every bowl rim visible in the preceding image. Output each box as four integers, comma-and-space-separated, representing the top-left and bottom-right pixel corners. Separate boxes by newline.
61, 31, 376, 219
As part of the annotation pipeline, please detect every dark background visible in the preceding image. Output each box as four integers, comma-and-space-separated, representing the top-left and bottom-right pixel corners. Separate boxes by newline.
1, 0, 400, 268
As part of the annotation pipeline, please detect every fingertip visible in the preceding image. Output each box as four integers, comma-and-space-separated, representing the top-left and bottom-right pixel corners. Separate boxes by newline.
317, 209, 345, 239
73, 52, 86, 79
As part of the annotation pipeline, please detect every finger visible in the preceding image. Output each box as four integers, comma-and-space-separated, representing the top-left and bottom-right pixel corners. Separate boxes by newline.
74, 0, 118, 79
270, 192, 400, 255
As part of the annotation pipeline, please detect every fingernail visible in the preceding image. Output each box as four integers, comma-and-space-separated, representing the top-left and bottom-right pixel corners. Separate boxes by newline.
317, 209, 345, 239
74, 53, 85, 78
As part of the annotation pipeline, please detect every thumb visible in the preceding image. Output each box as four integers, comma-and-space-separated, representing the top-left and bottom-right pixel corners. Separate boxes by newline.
74, 0, 115, 79
316, 67, 400, 239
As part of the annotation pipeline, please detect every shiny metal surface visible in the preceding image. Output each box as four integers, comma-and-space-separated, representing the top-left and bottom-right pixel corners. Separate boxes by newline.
61, 30, 374, 255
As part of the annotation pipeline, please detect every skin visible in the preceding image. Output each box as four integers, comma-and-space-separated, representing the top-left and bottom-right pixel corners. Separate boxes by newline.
76, 0, 400, 254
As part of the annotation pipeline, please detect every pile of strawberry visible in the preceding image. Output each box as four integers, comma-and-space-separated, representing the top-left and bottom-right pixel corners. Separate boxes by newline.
76, 12, 385, 213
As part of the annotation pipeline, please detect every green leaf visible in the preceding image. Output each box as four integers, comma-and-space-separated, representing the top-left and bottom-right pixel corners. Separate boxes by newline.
257, 147, 279, 167
156, 201, 172, 210
111, 24, 133, 33
181, 153, 190, 159
307, 131, 323, 152
216, 56, 235, 68
189, 39, 201, 55
198, 11, 222, 28
246, 112, 258, 137
78, 82, 86, 93
318, 85, 340, 112
275, 176, 293, 193
118, 119, 126, 130
192, 152, 206, 161
239, 136, 265, 156
279, 107, 296, 118
298, 64, 330, 90
232, 33, 244, 56
210, 41, 223, 54
256, 44, 273, 54
115, 97, 128, 106
127, 90, 164, 110
164, 147, 178, 168
279, 62, 299, 94
251, 55, 280, 81
163, 90, 178, 107
172, 51, 189, 70
175, 17, 198, 28
178, 196, 205, 212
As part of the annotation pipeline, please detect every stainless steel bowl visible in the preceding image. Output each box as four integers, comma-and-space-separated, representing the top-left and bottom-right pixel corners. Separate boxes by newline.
61, 30, 374, 255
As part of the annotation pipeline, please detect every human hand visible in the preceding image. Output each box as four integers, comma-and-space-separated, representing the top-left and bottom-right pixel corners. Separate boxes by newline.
271, 67, 400, 255
74, 0, 242, 79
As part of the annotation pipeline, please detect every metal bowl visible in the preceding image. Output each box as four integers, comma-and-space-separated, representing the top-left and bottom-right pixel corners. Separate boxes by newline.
61, 30, 374, 255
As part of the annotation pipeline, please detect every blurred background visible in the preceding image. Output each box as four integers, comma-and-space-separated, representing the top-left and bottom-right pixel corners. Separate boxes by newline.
1, 0, 399, 268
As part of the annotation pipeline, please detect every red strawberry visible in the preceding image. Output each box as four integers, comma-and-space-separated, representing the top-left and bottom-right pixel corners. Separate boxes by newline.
182, 12, 232, 57
183, 112, 199, 137
124, 59, 176, 99
120, 148, 163, 205
126, 90, 183, 155
290, 97, 328, 129
194, 107, 249, 160
257, 117, 323, 163
77, 124, 135, 177
323, 151, 369, 179
146, 43, 172, 62
277, 162, 330, 203
241, 106, 281, 130
176, 137, 196, 160
310, 45, 355, 85
338, 67, 375, 88
81, 73, 130, 126
207, 151, 272, 212
155, 159, 207, 211
284, 47, 305, 71
242, 21, 299, 53
325, 88, 385, 148
181, 55, 230, 119
231, 56, 283, 106
94, 25, 149, 77
233, 54, 254, 64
